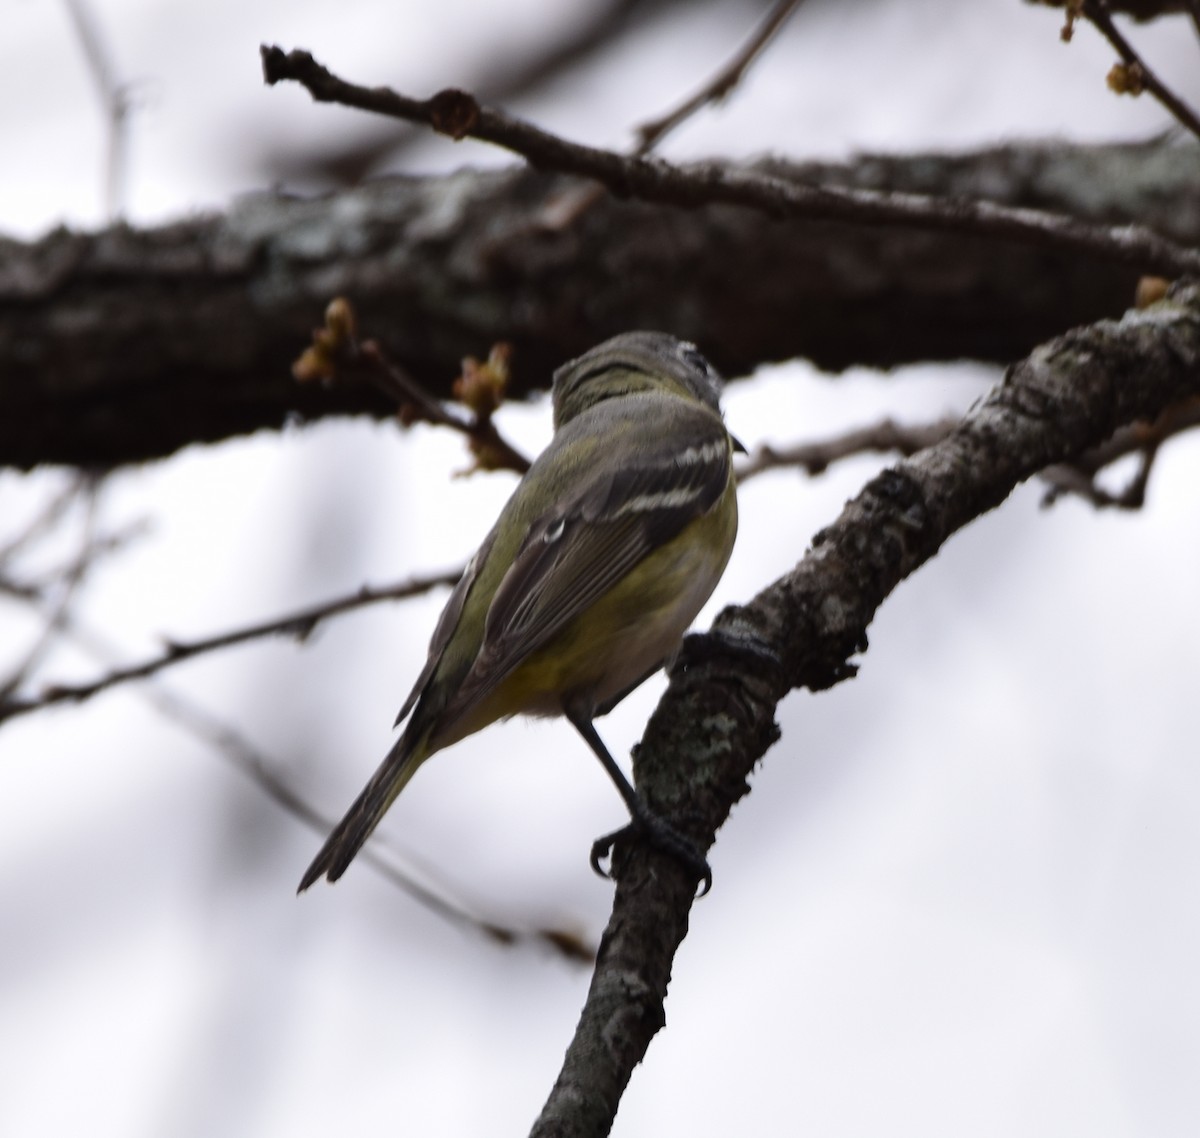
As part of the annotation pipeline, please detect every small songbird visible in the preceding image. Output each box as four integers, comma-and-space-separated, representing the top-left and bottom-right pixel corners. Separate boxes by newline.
299, 331, 741, 894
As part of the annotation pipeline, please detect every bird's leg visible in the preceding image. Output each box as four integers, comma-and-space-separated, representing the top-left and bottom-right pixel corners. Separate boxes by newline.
566, 709, 712, 896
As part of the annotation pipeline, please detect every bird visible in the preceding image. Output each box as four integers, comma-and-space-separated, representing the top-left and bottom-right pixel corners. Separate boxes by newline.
299, 331, 741, 895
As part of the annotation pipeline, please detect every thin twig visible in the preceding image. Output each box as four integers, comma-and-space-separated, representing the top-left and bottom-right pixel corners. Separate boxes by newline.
1081, 0, 1200, 140
737, 416, 959, 482
259, 0, 670, 185
0, 569, 462, 724
296, 299, 531, 475
540, 0, 808, 227
356, 342, 532, 476
12, 518, 151, 598
0, 477, 101, 702
1040, 395, 1200, 506
259, 46, 1200, 276
635, 0, 807, 151
0, 478, 83, 565
148, 684, 514, 938
17, 603, 592, 961
347, 340, 465, 431
61, 0, 133, 219
737, 398, 1200, 504
1039, 450, 1157, 507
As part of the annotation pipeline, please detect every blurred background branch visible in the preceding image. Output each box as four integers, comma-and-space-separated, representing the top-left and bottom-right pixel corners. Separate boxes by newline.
4, 139, 1199, 469
62, 0, 135, 220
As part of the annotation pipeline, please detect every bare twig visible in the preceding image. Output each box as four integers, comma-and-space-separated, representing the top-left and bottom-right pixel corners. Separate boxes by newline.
145, 686, 589, 957
1040, 394, 1200, 506
144, 683, 516, 939
61, 0, 134, 219
13, 601, 592, 961
0, 478, 83, 566
544, 0, 809, 226
360, 342, 532, 475
635, 0, 807, 151
0, 569, 462, 724
738, 397, 1200, 504
259, 0, 687, 185
737, 416, 959, 482
260, 46, 1200, 277
0, 477, 101, 702
295, 298, 532, 475
538, 0, 809, 231
1080, 0, 1200, 140
9, 518, 151, 599
1039, 450, 1157, 506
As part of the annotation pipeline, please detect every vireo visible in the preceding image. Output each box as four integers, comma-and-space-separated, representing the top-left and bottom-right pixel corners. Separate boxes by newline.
299, 331, 740, 894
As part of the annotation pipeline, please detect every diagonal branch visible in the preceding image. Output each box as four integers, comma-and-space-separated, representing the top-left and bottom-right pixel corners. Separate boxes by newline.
62, 0, 135, 219
295, 298, 531, 475
0, 568, 461, 724
259, 0, 692, 185
737, 399, 1200, 505
260, 45, 1200, 277
0, 476, 101, 701
634, 0, 807, 151
1039, 394, 1200, 506
529, 279, 1200, 1137
18, 600, 592, 960
542, 0, 810, 229
737, 416, 960, 481
1081, 0, 1200, 139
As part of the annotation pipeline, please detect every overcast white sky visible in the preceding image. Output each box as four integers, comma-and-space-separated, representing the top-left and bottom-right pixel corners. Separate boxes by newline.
2, 2, 1199, 1136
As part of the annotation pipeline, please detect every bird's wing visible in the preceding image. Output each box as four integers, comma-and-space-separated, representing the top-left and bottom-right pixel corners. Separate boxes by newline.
442, 417, 732, 720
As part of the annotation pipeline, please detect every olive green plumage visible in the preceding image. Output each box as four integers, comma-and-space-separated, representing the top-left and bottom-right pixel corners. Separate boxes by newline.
300, 331, 739, 892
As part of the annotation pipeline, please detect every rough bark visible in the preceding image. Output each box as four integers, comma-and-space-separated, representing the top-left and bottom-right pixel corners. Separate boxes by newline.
2, 140, 1197, 470
530, 278, 1200, 1137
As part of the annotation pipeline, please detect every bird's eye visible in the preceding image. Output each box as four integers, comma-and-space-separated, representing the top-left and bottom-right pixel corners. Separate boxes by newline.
678, 342, 711, 376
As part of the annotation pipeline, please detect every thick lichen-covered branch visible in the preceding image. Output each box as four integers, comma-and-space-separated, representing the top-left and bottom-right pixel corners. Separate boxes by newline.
530, 280, 1200, 1138
261, 46, 1199, 275
4, 142, 1199, 470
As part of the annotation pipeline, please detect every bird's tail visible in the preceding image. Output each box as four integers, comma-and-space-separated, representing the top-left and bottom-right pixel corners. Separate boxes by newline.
298, 727, 429, 892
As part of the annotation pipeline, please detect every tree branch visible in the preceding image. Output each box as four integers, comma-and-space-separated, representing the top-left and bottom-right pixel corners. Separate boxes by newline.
261, 46, 1200, 279
634, 0, 807, 151
1081, 0, 1200, 139
1039, 394, 1200, 506
0, 476, 101, 701
294, 298, 531, 475
5, 140, 1198, 469
11, 596, 592, 959
257, 0, 694, 186
530, 279, 1200, 1137
0, 569, 461, 724
62, 0, 134, 219
737, 416, 959, 481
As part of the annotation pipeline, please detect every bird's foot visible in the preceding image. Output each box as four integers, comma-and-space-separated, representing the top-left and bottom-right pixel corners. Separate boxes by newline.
590, 811, 712, 897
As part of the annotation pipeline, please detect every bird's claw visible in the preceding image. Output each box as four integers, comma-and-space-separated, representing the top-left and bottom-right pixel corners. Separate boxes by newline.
589, 817, 713, 898
589, 826, 624, 879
